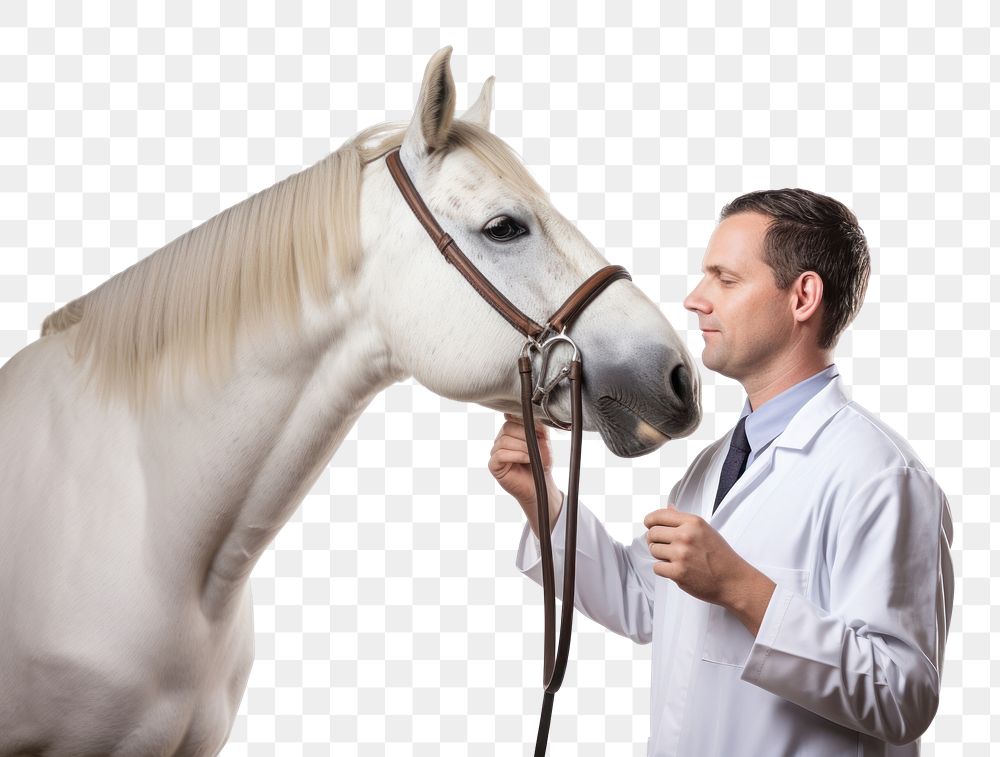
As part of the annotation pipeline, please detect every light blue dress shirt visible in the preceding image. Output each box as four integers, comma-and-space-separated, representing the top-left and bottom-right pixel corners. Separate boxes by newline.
738, 364, 840, 466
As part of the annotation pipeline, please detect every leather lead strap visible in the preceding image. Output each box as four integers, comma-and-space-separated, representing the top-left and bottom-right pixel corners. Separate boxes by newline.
519, 355, 583, 757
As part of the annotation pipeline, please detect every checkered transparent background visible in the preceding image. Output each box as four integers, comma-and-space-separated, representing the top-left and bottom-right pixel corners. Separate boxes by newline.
0, 1, 995, 754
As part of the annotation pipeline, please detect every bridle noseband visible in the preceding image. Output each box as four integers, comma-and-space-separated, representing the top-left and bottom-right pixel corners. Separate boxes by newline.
385, 146, 630, 756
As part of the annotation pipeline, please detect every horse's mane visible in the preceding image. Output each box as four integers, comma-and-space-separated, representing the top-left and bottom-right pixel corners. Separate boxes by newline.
39, 118, 547, 415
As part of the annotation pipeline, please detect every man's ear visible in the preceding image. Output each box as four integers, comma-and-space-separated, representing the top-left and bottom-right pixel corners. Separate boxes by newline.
792, 271, 824, 324
400, 46, 457, 165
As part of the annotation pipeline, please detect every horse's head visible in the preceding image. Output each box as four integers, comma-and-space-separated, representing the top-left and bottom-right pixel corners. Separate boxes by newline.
362, 47, 700, 456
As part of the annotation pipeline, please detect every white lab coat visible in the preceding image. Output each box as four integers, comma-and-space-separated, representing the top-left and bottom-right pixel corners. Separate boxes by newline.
516, 376, 954, 756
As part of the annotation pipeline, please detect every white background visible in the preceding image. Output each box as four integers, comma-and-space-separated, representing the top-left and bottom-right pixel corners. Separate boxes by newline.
0, 1, 994, 754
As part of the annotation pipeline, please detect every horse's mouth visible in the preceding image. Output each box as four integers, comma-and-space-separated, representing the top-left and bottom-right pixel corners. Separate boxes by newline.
593, 395, 673, 458
517, 388, 698, 458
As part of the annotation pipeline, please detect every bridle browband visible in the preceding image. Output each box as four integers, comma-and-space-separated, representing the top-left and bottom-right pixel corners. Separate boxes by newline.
385, 146, 629, 756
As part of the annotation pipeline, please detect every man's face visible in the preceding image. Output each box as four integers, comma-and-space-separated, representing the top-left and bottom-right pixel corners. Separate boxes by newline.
683, 212, 795, 381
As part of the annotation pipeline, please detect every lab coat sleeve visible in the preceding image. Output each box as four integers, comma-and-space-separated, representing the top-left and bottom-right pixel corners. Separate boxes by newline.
514, 491, 664, 645
741, 466, 955, 745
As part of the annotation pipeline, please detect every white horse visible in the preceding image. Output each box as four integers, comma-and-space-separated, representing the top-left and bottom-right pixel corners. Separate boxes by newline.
0, 47, 700, 755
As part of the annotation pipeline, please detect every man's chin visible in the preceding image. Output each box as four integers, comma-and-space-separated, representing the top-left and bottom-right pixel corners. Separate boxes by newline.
700, 350, 721, 374
700, 352, 736, 381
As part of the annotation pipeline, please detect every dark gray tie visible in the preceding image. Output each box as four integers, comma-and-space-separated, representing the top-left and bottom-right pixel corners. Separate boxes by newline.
713, 415, 751, 513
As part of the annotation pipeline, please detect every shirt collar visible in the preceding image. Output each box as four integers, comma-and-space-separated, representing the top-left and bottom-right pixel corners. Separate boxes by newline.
738, 364, 840, 456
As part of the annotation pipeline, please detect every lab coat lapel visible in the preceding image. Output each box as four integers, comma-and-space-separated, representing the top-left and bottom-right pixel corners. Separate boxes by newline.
707, 376, 852, 526
705, 442, 774, 526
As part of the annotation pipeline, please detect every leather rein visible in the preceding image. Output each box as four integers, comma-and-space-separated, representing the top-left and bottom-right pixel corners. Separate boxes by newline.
385, 146, 630, 756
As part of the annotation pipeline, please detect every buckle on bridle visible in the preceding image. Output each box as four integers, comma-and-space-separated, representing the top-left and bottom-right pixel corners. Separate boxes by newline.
520, 327, 580, 430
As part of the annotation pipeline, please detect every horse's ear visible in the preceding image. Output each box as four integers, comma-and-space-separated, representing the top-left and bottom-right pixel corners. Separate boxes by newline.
401, 46, 456, 162
459, 76, 495, 130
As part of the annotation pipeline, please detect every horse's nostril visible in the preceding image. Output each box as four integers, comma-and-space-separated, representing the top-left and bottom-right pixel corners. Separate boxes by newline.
670, 363, 691, 402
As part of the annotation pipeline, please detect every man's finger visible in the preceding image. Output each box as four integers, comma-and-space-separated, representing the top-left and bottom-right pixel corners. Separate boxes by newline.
490, 448, 531, 468
648, 541, 676, 561
643, 507, 687, 529
645, 525, 676, 545
652, 560, 678, 581
491, 435, 527, 455
500, 420, 548, 442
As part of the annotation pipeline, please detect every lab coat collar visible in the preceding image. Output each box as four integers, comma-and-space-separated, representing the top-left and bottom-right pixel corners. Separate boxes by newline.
768, 374, 851, 451
738, 364, 840, 458
709, 376, 851, 523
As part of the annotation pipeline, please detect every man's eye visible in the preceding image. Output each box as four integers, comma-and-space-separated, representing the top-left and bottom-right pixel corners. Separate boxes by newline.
483, 216, 527, 242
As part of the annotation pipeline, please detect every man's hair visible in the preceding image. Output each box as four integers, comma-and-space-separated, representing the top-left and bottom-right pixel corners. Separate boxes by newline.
719, 189, 871, 350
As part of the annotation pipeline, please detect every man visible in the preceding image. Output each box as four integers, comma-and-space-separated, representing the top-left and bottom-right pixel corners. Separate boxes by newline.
489, 189, 954, 756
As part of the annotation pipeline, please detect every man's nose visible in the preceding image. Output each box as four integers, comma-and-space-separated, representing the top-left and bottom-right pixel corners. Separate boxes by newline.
683, 281, 709, 313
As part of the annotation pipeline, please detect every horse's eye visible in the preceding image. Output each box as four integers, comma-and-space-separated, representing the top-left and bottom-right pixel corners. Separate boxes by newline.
483, 216, 527, 242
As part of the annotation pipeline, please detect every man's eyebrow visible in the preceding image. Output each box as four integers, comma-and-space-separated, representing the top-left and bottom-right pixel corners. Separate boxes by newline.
703, 264, 740, 277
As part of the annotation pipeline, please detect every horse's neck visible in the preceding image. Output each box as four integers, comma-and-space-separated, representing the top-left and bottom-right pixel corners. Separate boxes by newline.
139, 299, 405, 619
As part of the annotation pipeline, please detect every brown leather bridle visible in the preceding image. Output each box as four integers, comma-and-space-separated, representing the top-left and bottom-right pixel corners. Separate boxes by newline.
385, 146, 630, 756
